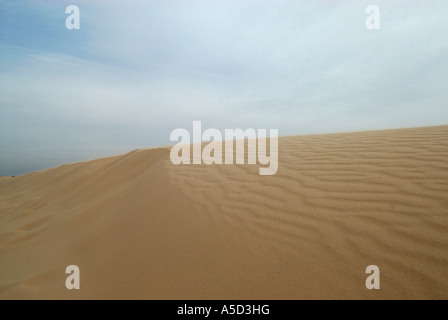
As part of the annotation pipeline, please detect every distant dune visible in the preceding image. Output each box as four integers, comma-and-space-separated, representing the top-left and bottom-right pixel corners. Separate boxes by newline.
0, 125, 447, 299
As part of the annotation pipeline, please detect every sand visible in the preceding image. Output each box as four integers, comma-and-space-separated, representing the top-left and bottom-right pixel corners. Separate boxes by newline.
0, 125, 447, 300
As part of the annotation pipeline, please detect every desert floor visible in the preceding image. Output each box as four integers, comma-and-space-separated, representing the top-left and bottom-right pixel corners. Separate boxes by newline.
0, 125, 447, 299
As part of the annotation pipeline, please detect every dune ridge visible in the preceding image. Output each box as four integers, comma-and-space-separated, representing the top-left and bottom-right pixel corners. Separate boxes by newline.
1, 125, 447, 299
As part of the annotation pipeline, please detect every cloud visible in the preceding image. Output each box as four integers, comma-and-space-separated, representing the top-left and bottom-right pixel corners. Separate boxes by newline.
0, 0, 447, 175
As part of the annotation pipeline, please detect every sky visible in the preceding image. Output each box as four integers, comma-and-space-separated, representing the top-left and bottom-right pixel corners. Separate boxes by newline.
0, 0, 447, 176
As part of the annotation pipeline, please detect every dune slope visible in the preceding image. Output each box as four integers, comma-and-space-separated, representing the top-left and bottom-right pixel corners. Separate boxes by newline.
0, 125, 447, 299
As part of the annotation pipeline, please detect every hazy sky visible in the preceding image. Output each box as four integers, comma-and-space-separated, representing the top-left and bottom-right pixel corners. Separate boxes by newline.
1, 0, 447, 175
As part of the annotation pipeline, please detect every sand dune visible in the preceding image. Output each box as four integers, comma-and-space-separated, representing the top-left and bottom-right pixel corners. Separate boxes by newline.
0, 125, 447, 299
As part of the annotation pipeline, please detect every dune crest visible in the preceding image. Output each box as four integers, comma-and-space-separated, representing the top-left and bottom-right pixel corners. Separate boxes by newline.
1, 125, 447, 299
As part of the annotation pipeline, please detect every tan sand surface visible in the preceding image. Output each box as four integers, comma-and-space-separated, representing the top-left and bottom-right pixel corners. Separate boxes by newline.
0, 125, 447, 299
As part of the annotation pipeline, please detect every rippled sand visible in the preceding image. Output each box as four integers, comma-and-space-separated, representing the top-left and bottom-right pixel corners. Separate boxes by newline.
1, 125, 447, 299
